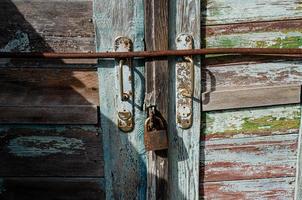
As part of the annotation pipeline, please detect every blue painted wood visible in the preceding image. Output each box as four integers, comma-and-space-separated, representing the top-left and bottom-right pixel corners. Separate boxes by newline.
168, 0, 201, 199
93, 0, 146, 199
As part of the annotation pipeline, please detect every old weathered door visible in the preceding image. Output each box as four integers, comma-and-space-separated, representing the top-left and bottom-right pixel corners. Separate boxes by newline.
94, 0, 201, 199
1, 0, 302, 199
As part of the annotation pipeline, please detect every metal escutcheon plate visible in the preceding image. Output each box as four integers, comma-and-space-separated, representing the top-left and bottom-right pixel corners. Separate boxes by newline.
115, 36, 134, 132
175, 33, 194, 129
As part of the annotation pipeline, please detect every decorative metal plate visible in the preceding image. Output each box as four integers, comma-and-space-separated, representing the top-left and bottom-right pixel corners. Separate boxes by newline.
175, 33, 194, 129
114, 36, 134, 132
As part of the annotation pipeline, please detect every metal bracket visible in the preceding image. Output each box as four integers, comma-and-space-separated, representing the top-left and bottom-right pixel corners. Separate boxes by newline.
175, 33, 194, 129
115, 36, 134, 132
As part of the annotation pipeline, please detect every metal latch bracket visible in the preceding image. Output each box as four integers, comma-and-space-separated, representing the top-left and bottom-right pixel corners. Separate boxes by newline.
175, 33, 194, 129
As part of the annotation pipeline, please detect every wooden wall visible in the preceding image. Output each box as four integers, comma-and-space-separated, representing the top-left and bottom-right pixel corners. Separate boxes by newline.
0, 0, 104, 199
200, 0, 302, 199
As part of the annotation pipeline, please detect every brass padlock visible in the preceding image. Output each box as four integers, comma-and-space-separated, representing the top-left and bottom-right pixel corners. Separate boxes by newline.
144, 114, 168, 151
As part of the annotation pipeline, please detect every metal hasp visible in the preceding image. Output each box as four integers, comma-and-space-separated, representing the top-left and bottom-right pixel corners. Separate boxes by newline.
115, 36, 134, 132
175, 33, 194, 129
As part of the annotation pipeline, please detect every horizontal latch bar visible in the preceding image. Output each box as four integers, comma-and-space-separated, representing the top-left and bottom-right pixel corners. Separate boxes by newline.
2, 48, 302, 59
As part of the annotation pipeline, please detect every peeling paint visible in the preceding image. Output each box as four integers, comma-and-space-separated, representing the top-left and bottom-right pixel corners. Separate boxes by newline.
204, 105, 300, 138
0, 30, 30, 52
204, 0, 302, 25
207, 31, 302, 48
8, 136, 85, 157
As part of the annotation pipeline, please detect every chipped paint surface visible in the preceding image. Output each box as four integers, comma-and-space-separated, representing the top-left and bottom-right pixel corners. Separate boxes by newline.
201, 134, 298, 181
0, 30, 30, 52
8, 136, 85, 157
204, 0, 302, 25
207, 31, 302, 48
203, 105, 300, 139
205, 63, 302, 90
203, 177, 295, 199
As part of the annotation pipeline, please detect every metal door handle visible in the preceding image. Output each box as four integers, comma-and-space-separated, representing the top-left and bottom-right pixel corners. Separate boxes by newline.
119, 59, 130, 101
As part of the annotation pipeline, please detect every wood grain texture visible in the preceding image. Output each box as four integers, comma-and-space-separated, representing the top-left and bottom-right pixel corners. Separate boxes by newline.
0, 105, 97, 124
0, 69, 98, 106
94, 0, 147, 199
144, 0, 169, 199
201, 19, 302, 110
203, 85, 301, 111
295, 106, 302, 200
203, 104, 301, 140
203, 0, 302, 25
201, 134, 298, 182
0, 178, 105, 200
0, 69, 98, 124
169, 0, 201, 199
0, 125, 103, 177
0, 0, 94, 52
202, 177, 295, 200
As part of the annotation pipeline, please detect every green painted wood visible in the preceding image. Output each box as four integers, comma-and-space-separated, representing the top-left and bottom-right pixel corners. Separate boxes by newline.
94, 0, 146, 199
169, 0, 201, 199
203, 0, 302, 25
203, 104, 301, 140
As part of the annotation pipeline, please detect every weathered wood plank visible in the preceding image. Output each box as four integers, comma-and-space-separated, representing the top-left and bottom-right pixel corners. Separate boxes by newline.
294, 106, 302, 200
94, 0, 147, 199
0, 105, 97, 124
203, 85, 301, 111
144, 0, 169, 199
0, 178, 105, 200
202, 0, 302, 25
0, 69, 98, 106
169, 0, 201, 199
205, 20, 302, 49
200, 134, 298, 182
203, 104, 300, 140
202, 177, 295, 200
0, 68, 98, 124
0, 125, 103, 176
0, 0, 94, 52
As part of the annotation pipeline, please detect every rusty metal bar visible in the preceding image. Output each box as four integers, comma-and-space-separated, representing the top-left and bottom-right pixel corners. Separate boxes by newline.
1, 48, 302, 59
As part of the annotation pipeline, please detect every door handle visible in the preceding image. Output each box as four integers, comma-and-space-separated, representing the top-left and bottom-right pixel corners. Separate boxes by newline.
114, 36, 134, 132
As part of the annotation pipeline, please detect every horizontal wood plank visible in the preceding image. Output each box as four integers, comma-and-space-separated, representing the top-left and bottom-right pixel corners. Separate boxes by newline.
0, 69, 99, 124
0, 0, 94, 52
203, 0, 302, 25
202, 177, 295, 200
0, 126, 103, 176
203, 85, 301, 111
0, 106, 97, 124
205, 19, 302, 49
0, 69, 99, 106
0, 177, 105, 200
203, 104, 300, 140
200, 134, 298, 182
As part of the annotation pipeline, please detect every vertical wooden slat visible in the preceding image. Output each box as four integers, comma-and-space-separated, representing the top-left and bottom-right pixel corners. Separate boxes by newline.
169, 0, 201, 199
144, 0, 169, 199
295, 101, 302, 200
94, 0, 146, 199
